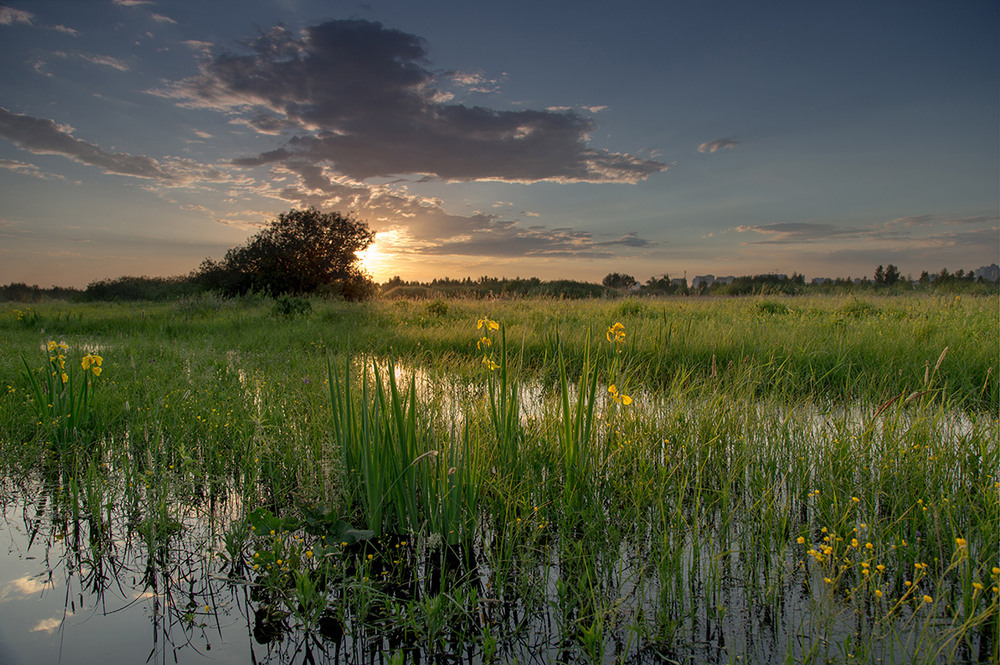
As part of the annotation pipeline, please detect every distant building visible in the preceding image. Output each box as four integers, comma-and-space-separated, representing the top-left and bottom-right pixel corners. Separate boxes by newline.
811, 277, 831, 285
671, 278, 687, 288
974, 264, 1000, 282
715, 276, 735, 285
692, 275, 714, 289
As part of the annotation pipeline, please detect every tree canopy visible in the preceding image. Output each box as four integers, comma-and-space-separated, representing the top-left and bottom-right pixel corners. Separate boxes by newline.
602, 272, 638, 290
195, 208, 375, 299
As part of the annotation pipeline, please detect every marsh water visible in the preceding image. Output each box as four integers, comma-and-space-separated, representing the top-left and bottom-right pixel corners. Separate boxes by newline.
0, 476, 824, 665
1, 360, 995, 664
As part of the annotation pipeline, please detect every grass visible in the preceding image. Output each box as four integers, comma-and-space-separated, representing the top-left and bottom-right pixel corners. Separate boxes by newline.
0, 293, 996, 664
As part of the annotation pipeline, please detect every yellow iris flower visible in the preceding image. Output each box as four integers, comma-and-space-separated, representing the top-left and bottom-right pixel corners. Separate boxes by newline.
82, 354, 104, 376
608, 384, 632, 405
607, 322, 625, 343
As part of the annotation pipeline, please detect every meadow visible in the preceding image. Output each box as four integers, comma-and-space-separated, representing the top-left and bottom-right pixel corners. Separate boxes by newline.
0, 293, 997, 664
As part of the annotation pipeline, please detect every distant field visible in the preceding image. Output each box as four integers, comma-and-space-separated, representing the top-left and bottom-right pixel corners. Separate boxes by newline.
0, 293, 996, 664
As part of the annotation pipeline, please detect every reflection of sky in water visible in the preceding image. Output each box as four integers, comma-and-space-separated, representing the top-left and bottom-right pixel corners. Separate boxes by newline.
1, 574, 54, 600
0, 492, 247, 664
32, 617, 61, 634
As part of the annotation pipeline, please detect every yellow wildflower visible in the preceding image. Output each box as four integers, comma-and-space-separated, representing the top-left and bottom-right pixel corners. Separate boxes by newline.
476, 336, 491, 350
608, 384, 632, 405
606, 322, 625, 343
477, 317, 499, 331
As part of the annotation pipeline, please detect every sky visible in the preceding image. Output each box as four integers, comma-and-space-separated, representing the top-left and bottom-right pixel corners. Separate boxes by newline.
0, 0, 997, 288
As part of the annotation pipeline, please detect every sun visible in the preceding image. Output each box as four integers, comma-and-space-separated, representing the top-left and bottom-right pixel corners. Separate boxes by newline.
357, 240, 389, 281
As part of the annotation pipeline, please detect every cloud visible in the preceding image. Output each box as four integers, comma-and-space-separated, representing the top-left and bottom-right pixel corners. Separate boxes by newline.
182, 39, 214, 53
150, 12, 176, 24
239, 160, 657, 261
736, 215, 1000, 248
413, 226, 655, 260
698, 137, 740, 154
30, 50, 131, 76
161, 20, 667, 184
0, 6, 80, 35
736, 222, 849, 243
447, 69, 504, 94
0, 6, 33, 25
0, 157, 66, 180
0, 107, 174, 180
77, 53, 130, 71
0, 107, 230, 185
112, 0, 153, 6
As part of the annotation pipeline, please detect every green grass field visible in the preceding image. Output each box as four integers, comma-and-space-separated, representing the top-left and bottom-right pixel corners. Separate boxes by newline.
0, 294, 997, 664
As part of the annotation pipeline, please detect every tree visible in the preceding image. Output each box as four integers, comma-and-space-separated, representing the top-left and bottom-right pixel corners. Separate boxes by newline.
884, 264, 900, 286
874, 265, 885, 285
602, 272, 638, 290
196, 208, 375, 299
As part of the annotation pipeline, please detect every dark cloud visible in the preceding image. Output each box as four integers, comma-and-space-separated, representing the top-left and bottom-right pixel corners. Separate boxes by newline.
698, 137, 740, 154
164, 19, 667, 184
0, 107, 175, 180
0, 107, 230, 185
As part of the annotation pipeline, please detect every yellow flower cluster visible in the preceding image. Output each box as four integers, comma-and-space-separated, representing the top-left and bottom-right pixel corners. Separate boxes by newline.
82, 353, 103, 377
477, 317, 499, 332
608, 384, 632, 405
477, 317, 500, 371
47, 341, 70, 383
606, 321, 625, 344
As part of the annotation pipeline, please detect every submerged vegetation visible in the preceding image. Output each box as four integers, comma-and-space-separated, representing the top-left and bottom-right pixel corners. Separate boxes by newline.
0, 294, 997, 664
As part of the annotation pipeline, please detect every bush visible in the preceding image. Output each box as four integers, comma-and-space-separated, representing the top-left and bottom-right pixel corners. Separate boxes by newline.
272, 295, 313, 318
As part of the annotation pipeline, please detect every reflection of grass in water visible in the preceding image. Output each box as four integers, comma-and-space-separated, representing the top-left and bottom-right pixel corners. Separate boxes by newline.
0, 295, 996, 663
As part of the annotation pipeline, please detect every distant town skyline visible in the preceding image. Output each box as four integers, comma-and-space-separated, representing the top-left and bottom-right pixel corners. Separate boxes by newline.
1, 1, 997, 288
